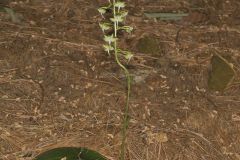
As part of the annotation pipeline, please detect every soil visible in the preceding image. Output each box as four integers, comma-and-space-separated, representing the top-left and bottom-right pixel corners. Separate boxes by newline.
0, 0, 240, 160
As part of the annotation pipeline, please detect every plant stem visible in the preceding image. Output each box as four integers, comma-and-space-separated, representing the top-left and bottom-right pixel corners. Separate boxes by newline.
112, 1, 131, 160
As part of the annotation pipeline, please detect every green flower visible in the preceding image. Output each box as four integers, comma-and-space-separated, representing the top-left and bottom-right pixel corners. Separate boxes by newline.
124, 51, 133, 62
104, 35, 117, 44
120, 26, 133, 33
99, 22, 111, 32
110, 15, 124, 23
103, 44, 114, 55
115, 1, 125, 11
126, 26, 133, 33
98, 7, 106, 17
119, 11, 128, 18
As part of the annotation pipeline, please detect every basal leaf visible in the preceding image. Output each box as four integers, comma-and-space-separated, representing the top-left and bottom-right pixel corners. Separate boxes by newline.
34, 147, 107, 160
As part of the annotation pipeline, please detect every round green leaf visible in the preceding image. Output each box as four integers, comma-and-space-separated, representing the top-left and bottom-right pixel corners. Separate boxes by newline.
34, 147, 107, 160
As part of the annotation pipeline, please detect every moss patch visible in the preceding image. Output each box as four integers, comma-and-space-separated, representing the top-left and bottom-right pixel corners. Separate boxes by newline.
136, 35, 160, 55
208, 54, 235, 91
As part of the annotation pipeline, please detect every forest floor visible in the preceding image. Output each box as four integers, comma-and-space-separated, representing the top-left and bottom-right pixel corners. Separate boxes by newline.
0, 0, 240, 160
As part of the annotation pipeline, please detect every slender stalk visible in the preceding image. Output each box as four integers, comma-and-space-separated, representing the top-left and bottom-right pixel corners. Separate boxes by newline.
112, 1, 131, 160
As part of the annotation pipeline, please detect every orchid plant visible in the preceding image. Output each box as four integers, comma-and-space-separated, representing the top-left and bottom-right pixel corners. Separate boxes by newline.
98, 1, 133, 160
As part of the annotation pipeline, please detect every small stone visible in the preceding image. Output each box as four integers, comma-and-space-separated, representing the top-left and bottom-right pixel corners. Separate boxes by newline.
2, 95, 8, 98
156, 132, 168, 143
29, 20, 36, 25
